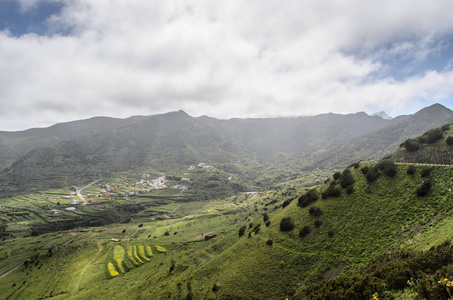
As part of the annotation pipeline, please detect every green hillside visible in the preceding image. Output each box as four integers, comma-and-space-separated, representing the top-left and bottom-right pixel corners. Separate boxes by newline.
2, 161, 453, 299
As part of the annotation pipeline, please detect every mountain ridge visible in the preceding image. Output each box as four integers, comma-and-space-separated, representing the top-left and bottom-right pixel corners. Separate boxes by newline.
1, 103, 452, 192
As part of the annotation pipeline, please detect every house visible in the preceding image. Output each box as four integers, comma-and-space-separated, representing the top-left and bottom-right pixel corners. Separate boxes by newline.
65, 207, 76, 211
110, 238, 121, 242
181, 178, 191, 182
70, 200, 79, 205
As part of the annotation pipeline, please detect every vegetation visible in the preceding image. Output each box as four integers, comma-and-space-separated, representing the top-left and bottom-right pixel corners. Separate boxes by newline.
2, 107, 453, 299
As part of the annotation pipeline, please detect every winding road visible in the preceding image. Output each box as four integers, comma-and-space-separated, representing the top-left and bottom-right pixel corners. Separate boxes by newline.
76, 179, 101, 205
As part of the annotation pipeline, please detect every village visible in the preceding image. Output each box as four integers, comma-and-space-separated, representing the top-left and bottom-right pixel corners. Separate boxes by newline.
47, 163, 215, 214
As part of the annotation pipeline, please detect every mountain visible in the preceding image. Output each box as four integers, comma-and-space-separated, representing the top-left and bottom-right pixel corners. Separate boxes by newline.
1, 104, 453, 192
314, 103, 453, 168
0, 115, 149, 170
372, 111, 393, 119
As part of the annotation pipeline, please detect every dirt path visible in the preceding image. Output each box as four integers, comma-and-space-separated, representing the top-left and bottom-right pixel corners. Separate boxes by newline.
72, 241, 103, 295
0, 264, 20, 280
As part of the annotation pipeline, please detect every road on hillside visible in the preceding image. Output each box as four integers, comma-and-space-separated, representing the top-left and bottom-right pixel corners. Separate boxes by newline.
76, 179, 101, 205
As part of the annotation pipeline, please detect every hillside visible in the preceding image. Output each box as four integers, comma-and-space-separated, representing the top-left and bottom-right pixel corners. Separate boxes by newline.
2, 104, 453, 193
393, 123, 453, 165
314, 103, 453, 168
0, 116, 149, 170
2, 161, 453, 299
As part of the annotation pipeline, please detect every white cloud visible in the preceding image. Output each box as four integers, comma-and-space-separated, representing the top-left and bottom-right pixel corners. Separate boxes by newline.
1, 0, 453, 130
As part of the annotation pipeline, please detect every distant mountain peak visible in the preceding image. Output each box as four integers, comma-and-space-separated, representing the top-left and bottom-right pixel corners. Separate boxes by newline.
372, 111, 393, 120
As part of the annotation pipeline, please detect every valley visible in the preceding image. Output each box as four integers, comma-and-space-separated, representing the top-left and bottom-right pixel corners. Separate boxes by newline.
2, 104, 453, 299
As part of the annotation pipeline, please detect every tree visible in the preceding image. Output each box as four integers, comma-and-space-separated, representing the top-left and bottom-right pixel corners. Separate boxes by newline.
309, 206, 322, 217
238, 225, 246, 237
447, 136, 453, 146
333, 172, 341, 180
421, 167, 432, 178
299, 225, 312, 238
340, 172, 355, 188
406, 165, 416, 175
280, 217, 295, 231
401, 139, 420, 152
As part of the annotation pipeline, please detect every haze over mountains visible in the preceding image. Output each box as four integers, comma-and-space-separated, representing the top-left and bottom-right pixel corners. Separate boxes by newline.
1, 103, 452, 192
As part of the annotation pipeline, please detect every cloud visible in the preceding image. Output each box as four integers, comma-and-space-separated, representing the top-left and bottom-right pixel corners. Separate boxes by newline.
1, 0, 453, 130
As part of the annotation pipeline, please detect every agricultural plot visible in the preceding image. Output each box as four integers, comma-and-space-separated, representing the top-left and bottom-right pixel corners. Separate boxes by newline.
107, 244, 165, 277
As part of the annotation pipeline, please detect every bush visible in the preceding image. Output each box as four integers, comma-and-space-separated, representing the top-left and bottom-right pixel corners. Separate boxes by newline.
340, 172, 355, 188
265, 220, 271, 227
263, 212, 269, 222
346, 185, 354, 195
309, 206, 322, 217
333, 172, 341, 180
325, 185, 342, 197
282, 198, 293, 208
442, 124, 451, 131
238, 225, 246, 237
299, 225, 312, 238
314, 219, 323, 228
361, 166, 369, 175
417, 181, 432, 196
378, 159, 397, 177
366, 168, 379, 183
422, 128, 444, 144
298, 188, 319, 207
280, 217, 295, 231
421, 167, 432, 177
400, 139, 420, 152
406, 165, 416, 175
328, 230, 335, 238
447, 136, 453, 146
266, 239, 273, 246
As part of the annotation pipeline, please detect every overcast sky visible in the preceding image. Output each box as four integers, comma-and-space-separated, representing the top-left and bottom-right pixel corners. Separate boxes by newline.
1, 0, 453, 131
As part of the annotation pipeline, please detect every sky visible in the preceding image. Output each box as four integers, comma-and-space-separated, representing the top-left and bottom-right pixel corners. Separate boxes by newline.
1, 0, 453, 131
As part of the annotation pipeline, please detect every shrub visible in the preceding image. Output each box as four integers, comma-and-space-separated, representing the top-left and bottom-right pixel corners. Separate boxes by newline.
421, 167, 432, 177
299, 225, 312, 238
378, 159, 397, 177
333, 172, 341, 180
238, 225, 246, 237
298, 189, 319, 207
400, 139, 420, 152
328, 229, 335, 238
340, 172, 355, 188
280, 217, 295, 231
325, 185, 342, 197
346, 185, 354, 195
423, 128, 444, 144
314, 219, 323, 227
366, 168, 379, 183
263, 212, 269, 222
442, 124, 451, 131
309, 206, 322, 217
265, 220, 271, 227
417, 181, 432, 196
361, 166, 369, 175
266, 239, 273, 246
447, 136, 453, 146
282, 198, 293, 208
406, 165, 416, 175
